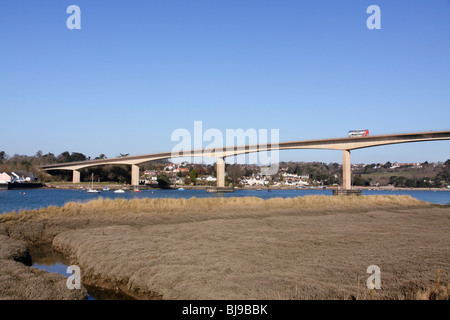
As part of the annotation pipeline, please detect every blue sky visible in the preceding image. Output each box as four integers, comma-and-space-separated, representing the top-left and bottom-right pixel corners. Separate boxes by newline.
1, 0, 449, 164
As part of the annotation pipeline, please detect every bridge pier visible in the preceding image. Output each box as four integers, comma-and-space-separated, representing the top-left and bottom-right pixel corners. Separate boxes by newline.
342, 150, 351, 190
131, 164, 139, 187
206, 157, 234, 192
216, 157, 225, 188
72, 170, 80, 184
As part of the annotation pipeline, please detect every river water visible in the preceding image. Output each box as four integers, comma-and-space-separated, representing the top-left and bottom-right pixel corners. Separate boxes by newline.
28, 244, 135, 300
0, 188, 449, 215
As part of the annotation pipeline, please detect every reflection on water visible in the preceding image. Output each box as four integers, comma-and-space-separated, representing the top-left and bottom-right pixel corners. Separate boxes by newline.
29, 245, 135, 300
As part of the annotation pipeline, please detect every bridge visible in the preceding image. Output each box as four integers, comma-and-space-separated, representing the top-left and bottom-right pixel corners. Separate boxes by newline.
40, 130, 450, 190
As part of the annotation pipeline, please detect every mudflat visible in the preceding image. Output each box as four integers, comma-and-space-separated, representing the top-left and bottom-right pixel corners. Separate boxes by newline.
0, 196, 448, 299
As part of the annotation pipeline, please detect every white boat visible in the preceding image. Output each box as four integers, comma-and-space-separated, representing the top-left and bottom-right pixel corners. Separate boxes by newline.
87, 173, 100, 193
114, 189, 125, 193
103, 187, 110, 191
178, 188, 185, 191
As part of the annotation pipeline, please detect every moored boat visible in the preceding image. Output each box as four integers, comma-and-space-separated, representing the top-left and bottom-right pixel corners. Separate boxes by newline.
87, 174, 100, 193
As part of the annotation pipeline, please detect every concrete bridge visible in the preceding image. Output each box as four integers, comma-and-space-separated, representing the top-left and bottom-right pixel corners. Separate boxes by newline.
40, 130, 450, 190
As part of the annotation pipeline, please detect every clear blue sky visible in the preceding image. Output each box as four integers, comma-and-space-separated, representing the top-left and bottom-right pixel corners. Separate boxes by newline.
1, 0, 449, 164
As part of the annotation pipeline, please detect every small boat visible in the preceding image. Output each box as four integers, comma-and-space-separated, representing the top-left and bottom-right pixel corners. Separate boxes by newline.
178, 188, 185, 191
114, 189, 125, 193
256, 188, 263, 191
134, 188, 141, 192
103, 187, 110, 191
87, 173, 100, 193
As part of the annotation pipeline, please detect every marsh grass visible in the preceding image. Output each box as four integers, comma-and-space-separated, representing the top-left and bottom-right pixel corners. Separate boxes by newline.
1, 194, 446, 300
416, 283, 450, 300
0, 195, 430, 223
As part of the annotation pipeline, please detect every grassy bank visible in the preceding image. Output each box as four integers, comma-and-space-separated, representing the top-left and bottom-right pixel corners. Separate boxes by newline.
0, 233, 88, 300
0, 195, 448, 300
0, 195, 431, 222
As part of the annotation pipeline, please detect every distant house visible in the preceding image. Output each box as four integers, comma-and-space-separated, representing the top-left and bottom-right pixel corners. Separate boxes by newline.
164, 164, 176, 171
390, 162, 400, 169
144, 170, 158, 177
0, 172, 12, 184
243, 175, 269, 186
141, 174, 158, 185
281, 173, 309, 186
11, 171, 36, 183
398, 162, 422, 168
198, 175, 217, 182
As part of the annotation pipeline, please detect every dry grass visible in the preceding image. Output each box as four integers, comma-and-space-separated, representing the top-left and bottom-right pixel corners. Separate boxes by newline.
1, 195, 447, 300
416, 283, 449, 300
0, 259, 88, 300
0, 195, 431, 223
0, 234, 88, 300
48, 201, 447, 300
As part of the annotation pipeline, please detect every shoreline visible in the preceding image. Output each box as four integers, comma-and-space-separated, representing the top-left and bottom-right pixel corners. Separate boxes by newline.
41, 182, 450, 192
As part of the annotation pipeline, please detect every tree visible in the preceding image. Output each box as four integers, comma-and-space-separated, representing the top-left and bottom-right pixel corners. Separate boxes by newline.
57, 151, 71, 163
118, 153, 130, 158
189, 169, 198, 184
444, 159, 450, 167
95, 154, 107, 160
19, 160, 32, 172
157, 173, 170, 187
43, 152, 56, 163
353, 174, 366, 186
405, 178, 416, 188
70, 152, 87, 162
35, 150, 43, 158
227, 164, 243, 186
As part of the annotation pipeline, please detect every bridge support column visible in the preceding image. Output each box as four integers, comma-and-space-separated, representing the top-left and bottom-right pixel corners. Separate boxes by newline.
72, 170, 80, 184
131, 164, 139, 187
216, 157, 225, 188
342, 150, 351, 190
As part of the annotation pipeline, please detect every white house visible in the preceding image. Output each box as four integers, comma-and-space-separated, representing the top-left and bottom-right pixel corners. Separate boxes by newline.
282, 173, 309, 186
243, 175, 269, 186
11, 171, 35, 183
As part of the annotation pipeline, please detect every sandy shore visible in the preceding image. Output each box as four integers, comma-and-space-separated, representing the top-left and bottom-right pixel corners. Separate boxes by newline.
0, 196, 448, 300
